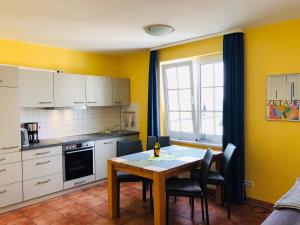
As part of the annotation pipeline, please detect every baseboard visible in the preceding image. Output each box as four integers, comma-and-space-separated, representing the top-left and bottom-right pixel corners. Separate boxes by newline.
246, 197, 274, 210
207, 188, 274, 210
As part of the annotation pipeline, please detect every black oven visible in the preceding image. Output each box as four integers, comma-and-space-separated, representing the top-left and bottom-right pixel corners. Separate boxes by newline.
63, 141, 95, 182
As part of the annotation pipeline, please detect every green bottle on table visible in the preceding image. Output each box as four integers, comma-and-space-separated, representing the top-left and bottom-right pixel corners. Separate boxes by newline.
154, 135, 160, 157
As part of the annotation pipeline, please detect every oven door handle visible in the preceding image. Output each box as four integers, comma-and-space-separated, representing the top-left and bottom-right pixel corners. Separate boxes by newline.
64, 148, 94, 155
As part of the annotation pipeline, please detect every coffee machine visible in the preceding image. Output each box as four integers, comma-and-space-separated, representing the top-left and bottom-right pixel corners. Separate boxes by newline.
24, 122, 39, 143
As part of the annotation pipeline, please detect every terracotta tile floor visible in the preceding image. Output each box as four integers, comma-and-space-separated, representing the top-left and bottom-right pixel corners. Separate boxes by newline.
0, 181, 270, 225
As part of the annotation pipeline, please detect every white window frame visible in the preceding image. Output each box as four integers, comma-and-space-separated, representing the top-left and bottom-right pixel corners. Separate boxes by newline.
161, 54, 223, 145
162, 60, 197, 141
196, 56, 223, 144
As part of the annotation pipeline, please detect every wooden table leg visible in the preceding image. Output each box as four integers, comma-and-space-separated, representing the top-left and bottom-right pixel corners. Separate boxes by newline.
153, 172, 166, 225
108, 160, 118, 219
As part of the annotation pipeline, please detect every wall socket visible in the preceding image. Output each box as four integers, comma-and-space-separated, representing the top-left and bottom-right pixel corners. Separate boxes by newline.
244, 179, 254, 188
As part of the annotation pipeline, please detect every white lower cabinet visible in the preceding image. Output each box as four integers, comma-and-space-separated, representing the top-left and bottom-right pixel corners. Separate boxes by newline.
0, 182, 23, 208
95, 138, 117, 180
23, 155, 62, 181
23, 173, 63, 201
95, 135, 138, 180
0, 162, 22, 186
63, 175, 95, 190
22, 146, 62, 161
0, 152, 21, 165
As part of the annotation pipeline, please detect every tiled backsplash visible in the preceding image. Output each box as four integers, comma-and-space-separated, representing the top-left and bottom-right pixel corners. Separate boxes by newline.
20, 103, 139, 140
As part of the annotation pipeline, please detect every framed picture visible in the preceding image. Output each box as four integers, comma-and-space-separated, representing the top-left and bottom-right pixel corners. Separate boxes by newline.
266, 74, 300, 121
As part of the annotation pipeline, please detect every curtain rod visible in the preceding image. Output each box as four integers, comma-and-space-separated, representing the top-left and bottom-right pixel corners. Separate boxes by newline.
150, 28, 244, 51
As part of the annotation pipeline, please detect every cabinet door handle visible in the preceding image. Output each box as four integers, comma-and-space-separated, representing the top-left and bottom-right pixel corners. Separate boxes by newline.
35, 160, 50, 165
114, 101, 122, 104
0, 158, 5, 162
36, 179, 51, 185
74, 180, 86, 185
39, 101, 53, 104
74, 101, 85, 104
88, 101, 98, 104
0, 80, 3, 83
104, 141, 113, 144
0, 190, 7, 194
35, 151, 50, 155
1, 146, 19, 150
0, 168, 6, 172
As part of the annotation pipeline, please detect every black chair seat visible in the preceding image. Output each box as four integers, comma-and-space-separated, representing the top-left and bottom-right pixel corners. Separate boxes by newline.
166, 178, 203, 195
207, 171, 225, 185
117, 171, 145, 182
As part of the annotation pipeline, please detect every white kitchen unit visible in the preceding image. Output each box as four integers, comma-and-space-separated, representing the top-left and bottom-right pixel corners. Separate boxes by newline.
86, 75, 113, 106
0, 65, 19, 88
23, 173, 63, 201
0, 66, 20, 153
0, 151, 23, 208
54, 72, 86, 107
19, 68, 54, 107
112, 77, 130, 106
22, 146, 63, 201
95, 135, 138, 180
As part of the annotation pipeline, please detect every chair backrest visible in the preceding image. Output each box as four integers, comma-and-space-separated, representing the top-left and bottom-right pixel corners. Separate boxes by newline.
221, 143, 236, 178
116, 140, 143, 157
199, 149, 215, 193
147, 136, 171, 150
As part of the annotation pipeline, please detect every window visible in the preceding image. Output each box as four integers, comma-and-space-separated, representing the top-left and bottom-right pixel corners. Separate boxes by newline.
162, 56, 223, 144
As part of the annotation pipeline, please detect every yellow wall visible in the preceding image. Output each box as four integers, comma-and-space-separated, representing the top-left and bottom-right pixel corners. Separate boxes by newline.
244, 18, 300, 203
120, 20, 300, 204
0, 39, 119, 76
119, 51, 150, 146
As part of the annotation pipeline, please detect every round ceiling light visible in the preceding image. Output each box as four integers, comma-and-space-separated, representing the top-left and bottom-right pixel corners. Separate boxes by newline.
144, 24, 174, 36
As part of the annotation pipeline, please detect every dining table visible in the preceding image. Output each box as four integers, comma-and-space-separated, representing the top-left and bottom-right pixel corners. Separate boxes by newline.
107, 145, 223, 225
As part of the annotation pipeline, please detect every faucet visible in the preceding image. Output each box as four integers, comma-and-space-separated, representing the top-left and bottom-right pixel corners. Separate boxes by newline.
104, 124, 120, 134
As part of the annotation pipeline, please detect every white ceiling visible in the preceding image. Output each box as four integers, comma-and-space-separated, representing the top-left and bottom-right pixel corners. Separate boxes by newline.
0, 0, 300, 52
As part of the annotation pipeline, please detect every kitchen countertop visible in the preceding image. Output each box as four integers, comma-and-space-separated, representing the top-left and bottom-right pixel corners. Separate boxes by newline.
21, 130, 139, 151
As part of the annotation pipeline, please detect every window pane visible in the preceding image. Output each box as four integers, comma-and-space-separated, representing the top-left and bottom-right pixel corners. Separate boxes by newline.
201, 88, 214, 111
169, 112, 180, 132
215, 112, 223, 135
180, 112, 193, 133
166, 67, 177, 89
168, 90, 179, 111
215, 87, 223, 111
179, 89, 192, 111
201, 64, 214, 87
177, 66, 190, 89
215, 62, 224, 86
201, 112, 214, 135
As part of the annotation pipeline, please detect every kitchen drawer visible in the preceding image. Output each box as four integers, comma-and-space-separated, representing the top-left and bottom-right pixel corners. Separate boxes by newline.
0, 151, 21, 165
23, 155, 62, 181
0, 162, 22, 186
22, 146, 62, 161
23, 173, 63, 201
0, 182, 23, 208
64, 175, 95, 190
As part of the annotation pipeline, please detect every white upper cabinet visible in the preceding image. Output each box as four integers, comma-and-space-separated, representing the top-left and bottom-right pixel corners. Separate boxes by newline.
54, 73, 86, 107
0, 65, 18, 88
112, 78, 130, 106
19, 68, 54, 108
0, 87, 21, 152
86, 75, 112, 106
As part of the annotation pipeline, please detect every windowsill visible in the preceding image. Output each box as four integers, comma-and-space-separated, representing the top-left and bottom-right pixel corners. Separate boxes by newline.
171, 139, 222, 149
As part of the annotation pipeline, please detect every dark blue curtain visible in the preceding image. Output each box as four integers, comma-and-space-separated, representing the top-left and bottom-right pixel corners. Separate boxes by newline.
147, 50, 160, 136
223, 33, 245, 204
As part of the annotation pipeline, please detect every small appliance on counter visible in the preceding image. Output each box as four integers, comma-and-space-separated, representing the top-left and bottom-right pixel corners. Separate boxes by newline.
20, 128, 29, 146
23, 122, 39, 143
